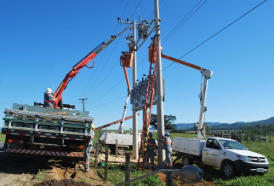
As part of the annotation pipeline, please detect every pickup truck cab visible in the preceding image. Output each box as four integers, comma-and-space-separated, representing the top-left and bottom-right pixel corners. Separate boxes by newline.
173, 137, 269, 177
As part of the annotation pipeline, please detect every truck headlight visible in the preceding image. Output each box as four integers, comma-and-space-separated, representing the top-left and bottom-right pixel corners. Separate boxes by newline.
236, 155, 251, 162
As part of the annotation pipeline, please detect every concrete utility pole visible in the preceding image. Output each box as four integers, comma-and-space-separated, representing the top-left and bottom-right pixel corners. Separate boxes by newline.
79, 98, 87, 111
118, 19, 138, 159
154, 0, 165, 168
132, 20, 138, 160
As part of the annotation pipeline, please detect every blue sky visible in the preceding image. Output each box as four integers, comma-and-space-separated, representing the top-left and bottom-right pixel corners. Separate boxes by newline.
0, 0, 273, 130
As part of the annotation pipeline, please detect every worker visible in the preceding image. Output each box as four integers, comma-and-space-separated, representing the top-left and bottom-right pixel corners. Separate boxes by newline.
84, 124, 95, 172
146, 132, 156, 169
163, 132, 173, 169
44, 88, 55, 108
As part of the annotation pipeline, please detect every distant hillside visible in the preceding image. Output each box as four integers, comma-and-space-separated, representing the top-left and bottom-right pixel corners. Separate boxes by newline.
160, 116, 274, 131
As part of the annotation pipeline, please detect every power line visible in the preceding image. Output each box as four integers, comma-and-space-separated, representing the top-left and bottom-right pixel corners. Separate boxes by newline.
86, 0, 268, 111
162, 0, 267, 71
84, 0, 207, 106
86, 36, 123, 97
130, 0, 143, 20
88, 95, 126, 109
82, 1, 131, 97
162, 0, 206, 44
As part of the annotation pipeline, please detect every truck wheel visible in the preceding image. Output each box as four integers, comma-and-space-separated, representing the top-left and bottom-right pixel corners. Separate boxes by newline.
118, 148, 126, 155
221, 161, 235, 178
182, 156, 192, 166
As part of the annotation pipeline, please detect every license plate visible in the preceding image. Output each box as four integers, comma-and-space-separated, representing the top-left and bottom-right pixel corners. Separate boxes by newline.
257, 168, 264, 172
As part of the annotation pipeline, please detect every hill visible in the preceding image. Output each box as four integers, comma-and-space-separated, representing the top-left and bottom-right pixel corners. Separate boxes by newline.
167, 116, 274, 130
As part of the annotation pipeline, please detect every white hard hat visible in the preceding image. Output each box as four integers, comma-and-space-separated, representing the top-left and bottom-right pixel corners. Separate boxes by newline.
45, 88, 52, 94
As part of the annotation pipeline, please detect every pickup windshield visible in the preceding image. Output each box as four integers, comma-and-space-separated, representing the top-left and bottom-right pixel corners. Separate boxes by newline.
219, 139, 247, 150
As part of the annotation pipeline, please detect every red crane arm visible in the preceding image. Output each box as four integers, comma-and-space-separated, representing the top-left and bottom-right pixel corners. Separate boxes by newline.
53, 52, 96, 108
51, 26, 130, 109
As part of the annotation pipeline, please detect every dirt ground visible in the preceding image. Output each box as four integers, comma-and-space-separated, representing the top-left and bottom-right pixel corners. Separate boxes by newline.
0, 152, 215, 186
0, 154, 104, 186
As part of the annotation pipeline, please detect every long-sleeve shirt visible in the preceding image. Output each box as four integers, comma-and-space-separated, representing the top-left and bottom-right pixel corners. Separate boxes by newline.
147, 138, 156, 152
44, 93, 55, 108
163, 136, 172, 152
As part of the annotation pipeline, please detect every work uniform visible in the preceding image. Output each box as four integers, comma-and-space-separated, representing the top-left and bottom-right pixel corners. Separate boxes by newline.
84, 129, 94, 172
44, 93, 55, 108
146, 137, 156, 168
163, 136, 172, 168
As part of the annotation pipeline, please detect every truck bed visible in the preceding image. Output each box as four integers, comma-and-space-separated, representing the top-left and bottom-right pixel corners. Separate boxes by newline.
172, 137, 205, 156
2, 103, 94, 158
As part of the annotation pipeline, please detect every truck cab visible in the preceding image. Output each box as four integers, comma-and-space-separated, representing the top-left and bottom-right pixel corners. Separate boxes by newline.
202, 137, 269, 177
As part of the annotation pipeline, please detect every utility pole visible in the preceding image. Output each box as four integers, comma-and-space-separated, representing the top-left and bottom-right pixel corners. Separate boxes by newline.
118, 19, 138, 160
132, 20, 138, 160
79, 98, 87, 111
154, 0, 165, 168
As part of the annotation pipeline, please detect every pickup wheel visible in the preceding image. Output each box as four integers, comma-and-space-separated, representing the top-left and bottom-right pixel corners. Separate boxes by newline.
182, 156, 193, 166
221, 161, 235, 178
118, 148, 126, 155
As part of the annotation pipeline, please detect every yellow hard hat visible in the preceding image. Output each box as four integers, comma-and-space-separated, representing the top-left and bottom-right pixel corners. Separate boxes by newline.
92, 124, 95, 130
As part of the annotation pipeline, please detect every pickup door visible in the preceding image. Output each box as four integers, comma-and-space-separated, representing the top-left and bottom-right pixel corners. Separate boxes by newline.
202, 138, 222, 167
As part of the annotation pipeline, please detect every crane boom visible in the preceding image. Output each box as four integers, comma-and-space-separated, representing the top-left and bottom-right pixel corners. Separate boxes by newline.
161, 54, 212, 140
94, 114, 139, 132
52, 26, 131, 109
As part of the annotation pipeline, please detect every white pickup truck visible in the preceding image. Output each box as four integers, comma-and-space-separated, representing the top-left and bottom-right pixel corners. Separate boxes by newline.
172, 137, 269, 177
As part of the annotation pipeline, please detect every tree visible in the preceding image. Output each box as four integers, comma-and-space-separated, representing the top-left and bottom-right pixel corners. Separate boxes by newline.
194, 122, 210, 132
150, 114, 177, 130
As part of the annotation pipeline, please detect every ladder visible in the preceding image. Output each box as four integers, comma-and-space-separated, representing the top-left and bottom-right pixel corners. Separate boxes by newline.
137, 35, 160, 170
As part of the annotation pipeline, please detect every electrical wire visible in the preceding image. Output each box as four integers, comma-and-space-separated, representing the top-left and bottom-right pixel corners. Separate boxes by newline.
162, 0, 206, 44
85, 0, 206, 106
162, 0, 267, 71
89, 95, 126, 109
87, 0, 267, 111
81, 0, 130, 97
130, 0, 143, 20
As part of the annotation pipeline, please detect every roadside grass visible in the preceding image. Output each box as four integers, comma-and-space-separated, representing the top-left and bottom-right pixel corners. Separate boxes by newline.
0, 131, 6, 142
96, 163, 164, 186
93, 131, 274, 185
35, 169, 46, 182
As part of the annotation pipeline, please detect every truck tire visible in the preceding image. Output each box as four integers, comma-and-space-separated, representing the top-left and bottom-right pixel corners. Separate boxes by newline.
182, 156, 193, 166
221, 161, 235, 178
118, 148, 126, 155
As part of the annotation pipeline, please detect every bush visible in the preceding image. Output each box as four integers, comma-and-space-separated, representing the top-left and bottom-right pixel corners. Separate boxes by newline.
170, 129, 186, 133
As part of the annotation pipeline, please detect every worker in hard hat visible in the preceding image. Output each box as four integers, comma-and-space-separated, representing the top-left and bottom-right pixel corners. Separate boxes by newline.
146, 132, 156, 169
84, 124, 95, 172
163, 132, 173, 169
44, 88, 55, 108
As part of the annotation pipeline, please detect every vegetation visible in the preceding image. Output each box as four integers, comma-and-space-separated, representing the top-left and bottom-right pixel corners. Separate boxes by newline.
96, 163, 163, 186
240, 124, 274, 135
194, 122, 210, 132
150, 114, 177, 130
0, 131, 5, 142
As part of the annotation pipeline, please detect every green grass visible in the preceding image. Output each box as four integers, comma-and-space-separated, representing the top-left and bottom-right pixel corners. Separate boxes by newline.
92, 130, 274, 185
0, 131, 5, 142
36, 169, 46, 182
96, 163, 164, 186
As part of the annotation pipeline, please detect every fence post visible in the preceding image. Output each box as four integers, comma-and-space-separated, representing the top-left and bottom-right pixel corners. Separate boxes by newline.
104, 145, 109, 180
95, 142, 99, 169
116, 139, 118, 157
166, 169, 173, 186
125, 153, 130, 186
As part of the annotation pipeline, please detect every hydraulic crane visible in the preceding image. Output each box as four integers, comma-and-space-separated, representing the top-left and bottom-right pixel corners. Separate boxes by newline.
161, 54, 213, 140
50, 26, 130, 109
